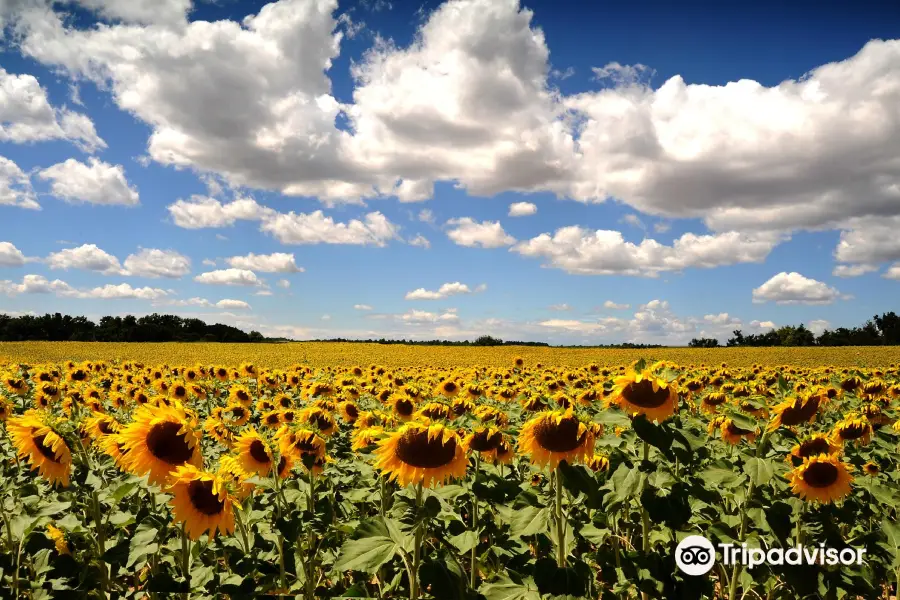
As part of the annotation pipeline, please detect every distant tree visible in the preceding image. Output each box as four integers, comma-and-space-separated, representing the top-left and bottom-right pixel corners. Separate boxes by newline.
689, 337, 720, 348
473, 335, 504, 346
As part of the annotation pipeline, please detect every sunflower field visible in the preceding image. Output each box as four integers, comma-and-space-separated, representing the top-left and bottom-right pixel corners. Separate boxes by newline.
1, 357, 900, 599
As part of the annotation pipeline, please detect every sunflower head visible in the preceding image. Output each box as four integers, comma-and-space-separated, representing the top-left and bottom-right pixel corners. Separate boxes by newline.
787, 454, 853, 504
608, 368, 679, 422
518, 409, 595, 469
299, 406, 337, 436
374, 422, 468, 488
118, 403, 202, 486
463, 427, 504, 454
234, 428, 275, 476
168, 465, 238, 540
46, 525, 70, 555
8, 412, 73, 487
788, 434, 839, 467
831, 414, 873, 446
339, 401, 359, 423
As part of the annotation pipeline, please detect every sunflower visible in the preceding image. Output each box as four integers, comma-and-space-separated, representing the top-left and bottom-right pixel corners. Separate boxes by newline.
518, 409, 595, 469
82, 412, 120, 443
99, 434, 132, 470
229, 385, 253, 407
339, 401, 359, 424
473, 405, 509, 427
787, 434, 840, 467
607, 369, 678, 422
261, 410, 282, 429
585, 453, 610, 472
787, 454, 853, 504
168, 381, 189, 403
218, 456, 254, 499
274, 393, 294, 410
463, 426, 504, 455
298, 406, 337, 436
204, 418, 234, 448
352, 426, 386, 452
118, 403, 202, 486
46, 525, 70, 555
223, 403, 251, 427
234, 428, 274, 476
388, 395, 417, 421
436, 379, 460, 398
374, 422, 468, 487
8, 413, 73, 487
451, 397, 475, 416
831, 414, 873, 446
4, 374, 29, 395
0, 397, 11, 421
491, 439, 515, 464
863, 462, 880, 476
767, 393, 821, 432
718, 418, 757, 445
699, 392, 727, 414
277, 427, 327, 462
168, 465, 238, 540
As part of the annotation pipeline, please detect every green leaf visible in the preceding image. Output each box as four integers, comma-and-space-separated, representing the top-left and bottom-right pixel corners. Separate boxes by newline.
449, 530, 478, 554
110, 481, 140, 503
480, 577, 542, 600
578, 523, 609, 545
190, 565, 215, 589
506, 506, 551, 537
743, 457, 774, 487
631, 414, 673, 452
884, 519, 900, 555
34, 501, 71, 517
334, 536, 400, 574
127, 524, 159, 568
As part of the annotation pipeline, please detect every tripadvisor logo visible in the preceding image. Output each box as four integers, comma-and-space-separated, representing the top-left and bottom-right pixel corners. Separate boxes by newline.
675, 536, 866, 576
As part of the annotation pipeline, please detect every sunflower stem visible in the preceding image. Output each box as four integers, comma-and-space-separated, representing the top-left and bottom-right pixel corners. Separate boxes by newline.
555, 467, 566, 568
410, 481, 424, 600
91, 490, 108, 593
234, 506, 250, 554
640, 442, 650, 600
180, 522, 191, 599
728, 429, 770, 600
470, 452, 480, 588
305, 469, 317, 600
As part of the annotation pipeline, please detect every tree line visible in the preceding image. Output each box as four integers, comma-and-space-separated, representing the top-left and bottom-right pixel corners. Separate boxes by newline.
0, 313, 276, 343
689, 312, 900, 347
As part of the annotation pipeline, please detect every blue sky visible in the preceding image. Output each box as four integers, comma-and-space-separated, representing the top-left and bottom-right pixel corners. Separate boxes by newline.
1, 0, 899, 344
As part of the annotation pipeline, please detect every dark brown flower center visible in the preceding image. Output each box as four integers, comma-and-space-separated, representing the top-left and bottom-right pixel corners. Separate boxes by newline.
780, 397, 819, 426
230, 407, 246, 420
798, 438, 831, 457
248, 439, 271, 463
621, 380, 671, 409
838, 423, 868, 440
395, 399, 415, 416
395, 429, 458, 468
534, 417, 587, 453
236, 390, 249, 402
98, 420, 115, 435
344, 404, 359, 419
32, 430, 62, 463
146, 421, 194, 465
803, 462, 839, 488
469, 429, 503, 452
421, 405, 449, 419
187, 479, 225, 515
725, 422, 752, 436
